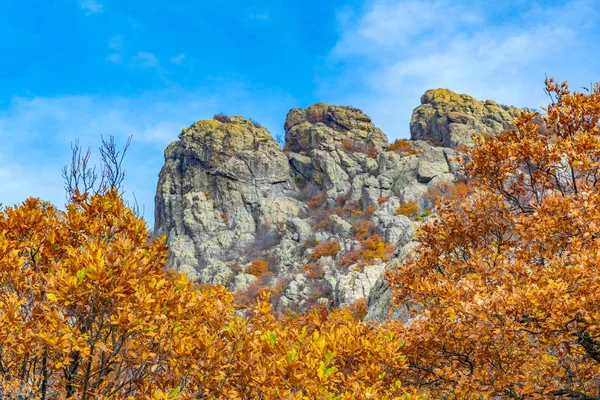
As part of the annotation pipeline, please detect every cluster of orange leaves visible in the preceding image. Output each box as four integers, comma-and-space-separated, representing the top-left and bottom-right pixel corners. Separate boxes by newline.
423, 180, 473, 204
0, 190, 415, 399
246, 259, 270, 277
389, 139, 419, 156
395, 201, 420, 218
307, 239, 341, 261
386, 78, 600, 398
338, 234, 394, 269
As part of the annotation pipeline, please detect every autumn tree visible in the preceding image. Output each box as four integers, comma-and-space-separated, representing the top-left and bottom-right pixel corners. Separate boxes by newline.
386, 79, 600, 398
0, 190, 413, 399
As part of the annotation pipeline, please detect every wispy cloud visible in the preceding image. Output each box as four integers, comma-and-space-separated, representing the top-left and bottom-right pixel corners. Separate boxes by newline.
0, 86, 295, 221
106, 35, 123, 63
109, 35, 123, 51
169, 54, 186, 65
80, 0, 103, 16
136, 51, 159, 67
326, 0, 600, 140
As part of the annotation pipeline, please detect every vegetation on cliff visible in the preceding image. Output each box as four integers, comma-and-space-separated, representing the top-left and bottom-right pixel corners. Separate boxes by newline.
2, 79, 600, 398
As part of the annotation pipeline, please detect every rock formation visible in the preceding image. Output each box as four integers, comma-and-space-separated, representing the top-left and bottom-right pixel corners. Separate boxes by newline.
410, 89, 520, 148
154, 89, 519, 318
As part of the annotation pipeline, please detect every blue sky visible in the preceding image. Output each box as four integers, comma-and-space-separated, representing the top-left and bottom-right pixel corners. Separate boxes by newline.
1, 0, 599, 226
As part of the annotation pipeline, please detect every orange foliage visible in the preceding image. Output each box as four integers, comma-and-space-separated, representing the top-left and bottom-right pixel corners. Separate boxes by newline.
308, 239, 341, 261
367, 144, 378, 159
389, 139, 418, 155
386, 79, 600, 398
346, 298, 368, 320
378, 196, 390, 204
351, 219, 371, 241
246, 259, 270, 277
396, 201, 420, 217
303, 263, 325, 280
307, 106, 325, 122
423, 180, 473, 205
338, 247, 366, 269
306, 191, 327, 209
341, 138, 354, 152
364, 205, 377, 217
362, 234, 394, 264
338, 235, 394, 269
0, 190, 413, 399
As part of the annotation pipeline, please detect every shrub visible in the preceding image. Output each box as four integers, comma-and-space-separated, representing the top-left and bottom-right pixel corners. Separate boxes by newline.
346, 298, 368, 320
313, 216, 330, 232
335, 192, 350, 205
213, 112, 229, 122
308, 240, 341, 261
352, 218, 372, 241
341, 138, 355, 152
424, 181, 473, 204
338, 235, 394, 269
416, 209, 432, 220
301, 237, 319, 251
307, 192, 328, 209
364, 205, 378, 218
246, 259, 270, 277
338, 247, 366, 269
302, 263, 325, 280
396, 201, 420, 217
362, 234, 394, 264
307, 106, 325, 122
378, 196, 390, 204
367, 144, 378, 159
389, 139, 419, 155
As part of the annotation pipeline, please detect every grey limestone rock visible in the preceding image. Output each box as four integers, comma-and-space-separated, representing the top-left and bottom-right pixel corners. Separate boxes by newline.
410, 89, 519, 148
154, 92, 520, 318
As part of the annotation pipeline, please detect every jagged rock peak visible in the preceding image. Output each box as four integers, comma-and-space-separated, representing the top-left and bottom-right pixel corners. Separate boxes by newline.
172, 115, 281, 168
410, 88, 520, 148
154, 115, 293, 273
284, 103, 389, 154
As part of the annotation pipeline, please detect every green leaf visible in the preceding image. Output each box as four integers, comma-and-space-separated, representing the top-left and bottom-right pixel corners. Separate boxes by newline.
77, 269, 87, 283
267, 332, 277, 344
287, 349, 297, 361
168, 386, 181, 398
324, 366, 336, 378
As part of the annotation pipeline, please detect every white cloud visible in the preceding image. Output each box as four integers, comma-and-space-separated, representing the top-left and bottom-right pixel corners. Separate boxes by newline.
326, 0, 600, 140
80, 0, 103, 16
169, 54, 186, 65
136, 51, 159, 67
109, 35, 123, 52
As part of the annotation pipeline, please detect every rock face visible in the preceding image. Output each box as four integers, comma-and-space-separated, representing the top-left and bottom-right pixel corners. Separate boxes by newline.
410, 89, 520, 148
154, 91, 519, 319
154, 116, 295, 283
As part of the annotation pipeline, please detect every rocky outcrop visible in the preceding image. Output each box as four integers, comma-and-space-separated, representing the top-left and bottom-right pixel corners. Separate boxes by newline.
154, 116, 295, 282
285, 103, 389, 154
410, 89, 520, 148
154, 91, 519, 319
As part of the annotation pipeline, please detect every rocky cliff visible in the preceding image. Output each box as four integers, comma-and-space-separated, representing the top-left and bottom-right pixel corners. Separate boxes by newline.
154, 89, 518, 318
